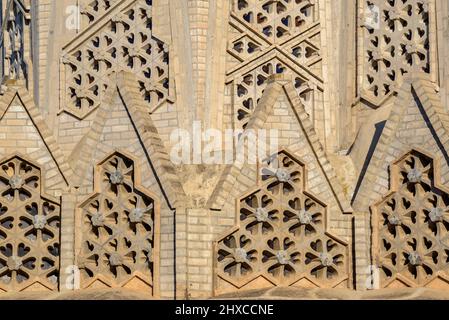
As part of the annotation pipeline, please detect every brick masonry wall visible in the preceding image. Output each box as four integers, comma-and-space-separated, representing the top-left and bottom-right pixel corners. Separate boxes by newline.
0, 97, 68, 196
36, 0, 51, 110
71, 89, 177, 298
188, 0, 209, 122
185, 80, 353, 297
351, 79, 449, 289
437, 0, 449, 111
1, 0, 449, 299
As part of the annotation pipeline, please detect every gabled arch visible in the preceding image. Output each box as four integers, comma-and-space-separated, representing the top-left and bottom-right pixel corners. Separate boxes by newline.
0, 87, 74, 190
214, 149, 350, 295
0, 154, 61, 292
76, 150, 160, 295
372, 148, 449, 289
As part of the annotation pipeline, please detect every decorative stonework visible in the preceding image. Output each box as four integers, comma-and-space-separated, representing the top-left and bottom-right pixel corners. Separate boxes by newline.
231, 0, 317, 44
360, 0, 431, 105
0, 156, 60, 292
77, 152, 158, 293
61, 0, 169, 119
1, 0, 448, 299
80, 0, 121, 28
215, 150, 349, 293
227, 0, 323, 130
372, 150, 449, 288
1, 0, 31, 84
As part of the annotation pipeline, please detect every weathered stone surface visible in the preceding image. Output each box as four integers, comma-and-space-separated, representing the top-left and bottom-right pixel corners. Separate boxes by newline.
2, 287, 449, 301
214, 288, 449, 301
0, 289, 154, 301
0, 0, 448, 300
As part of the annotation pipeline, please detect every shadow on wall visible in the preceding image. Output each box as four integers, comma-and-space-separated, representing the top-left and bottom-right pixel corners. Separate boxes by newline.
351, 120, 387, 204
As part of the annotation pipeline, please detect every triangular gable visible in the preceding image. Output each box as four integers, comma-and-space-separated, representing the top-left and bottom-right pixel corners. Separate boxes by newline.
69, 72, 186, 209
352, 73, 449, 210
208, 74, 352, 214
0, 87, 73, 191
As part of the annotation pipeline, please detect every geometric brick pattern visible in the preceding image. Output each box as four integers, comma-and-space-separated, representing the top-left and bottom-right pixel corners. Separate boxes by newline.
0, 155, 60, 292
61, 0, 169, 119
79, 0, 121, 28
215, 150, 349, 293
372, 150, 449, 288
1, 0, 449, 299
227, 0, 323, 129
360, 0, 431, 105
77, 152, 158, 294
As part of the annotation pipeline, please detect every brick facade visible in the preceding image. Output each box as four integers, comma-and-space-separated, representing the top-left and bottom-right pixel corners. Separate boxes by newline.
0, 0, 448, 298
